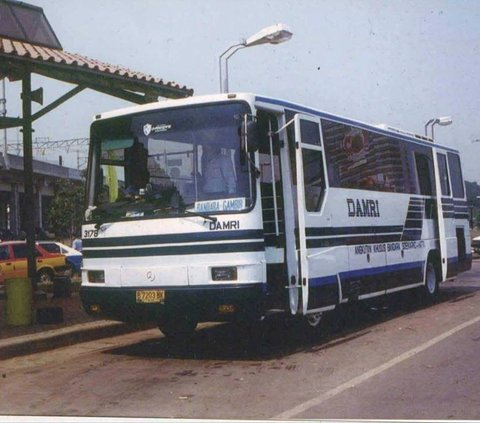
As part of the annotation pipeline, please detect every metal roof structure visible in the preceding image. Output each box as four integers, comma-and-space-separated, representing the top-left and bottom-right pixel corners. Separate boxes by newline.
0, 0, 62, 49
0, 36, 193, 105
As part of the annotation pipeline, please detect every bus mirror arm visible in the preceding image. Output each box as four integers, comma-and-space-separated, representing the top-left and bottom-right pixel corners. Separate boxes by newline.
270, 117, 296, 136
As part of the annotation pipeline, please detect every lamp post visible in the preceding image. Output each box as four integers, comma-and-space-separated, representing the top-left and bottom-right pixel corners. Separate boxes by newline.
424, 116, 453, 140
219, 23, 293, 93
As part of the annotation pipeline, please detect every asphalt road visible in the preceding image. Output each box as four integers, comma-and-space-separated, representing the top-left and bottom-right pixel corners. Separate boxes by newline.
1, 261, 480, 420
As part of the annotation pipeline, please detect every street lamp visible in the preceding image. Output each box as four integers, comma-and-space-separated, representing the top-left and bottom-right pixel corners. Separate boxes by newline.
424, 116, 452, 140
219, 23, 293, 93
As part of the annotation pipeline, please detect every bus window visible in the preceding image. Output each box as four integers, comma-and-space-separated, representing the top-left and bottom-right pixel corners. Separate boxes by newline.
437, 153, 451, 196
322, 119, 415, 193
302, 149, 325, 212
447, 153, 465, 198
414, 152, 434, 196
300, 120, 321, 146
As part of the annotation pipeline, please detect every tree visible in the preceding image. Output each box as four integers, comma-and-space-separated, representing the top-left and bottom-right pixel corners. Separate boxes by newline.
465, 180, 480, 228
46, 178, 85, 238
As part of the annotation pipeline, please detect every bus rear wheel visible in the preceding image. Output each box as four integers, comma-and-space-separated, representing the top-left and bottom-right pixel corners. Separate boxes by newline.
158, 316, 198, 339
421, 261, 439, 303
306, 312, 323, 328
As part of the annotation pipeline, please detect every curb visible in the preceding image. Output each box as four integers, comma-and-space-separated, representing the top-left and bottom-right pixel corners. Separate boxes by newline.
0, 320, 149, 360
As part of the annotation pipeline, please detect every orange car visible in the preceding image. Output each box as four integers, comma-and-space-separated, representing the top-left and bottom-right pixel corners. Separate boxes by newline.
0, 241, 69, 284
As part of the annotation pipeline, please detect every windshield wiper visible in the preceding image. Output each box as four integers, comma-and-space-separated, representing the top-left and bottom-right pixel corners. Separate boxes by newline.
183, 208, 217, 223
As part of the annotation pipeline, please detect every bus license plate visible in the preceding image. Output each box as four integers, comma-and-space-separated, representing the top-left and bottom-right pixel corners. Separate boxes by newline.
136, 290, 165, 303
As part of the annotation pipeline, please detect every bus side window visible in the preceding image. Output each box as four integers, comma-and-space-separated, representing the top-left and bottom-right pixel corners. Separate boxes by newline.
437, 153, 451, 196
303, 149, 325, 212
414, 152, 433, 196
447, 153, 465, 198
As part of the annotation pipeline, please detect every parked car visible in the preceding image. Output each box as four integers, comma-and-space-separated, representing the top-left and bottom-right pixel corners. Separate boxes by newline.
37, 241, 83, 275
0, 241, 69, 283
472, 235, 480, 255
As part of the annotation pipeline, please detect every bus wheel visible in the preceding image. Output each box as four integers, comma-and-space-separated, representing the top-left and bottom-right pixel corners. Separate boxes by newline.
422, 261, 439, 302
303, 312, 324, 340
158, 316, 198, 339
306, 312, 323, 328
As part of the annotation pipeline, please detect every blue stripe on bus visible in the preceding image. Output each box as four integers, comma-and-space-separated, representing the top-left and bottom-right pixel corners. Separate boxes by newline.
305, 225, 404, 237
310, 275, 338, 287
83, 229, 264, 248
309, 261, 425, 289
82, 241, 265, 259
306, 234, 402, 248
340, 260, 424, 280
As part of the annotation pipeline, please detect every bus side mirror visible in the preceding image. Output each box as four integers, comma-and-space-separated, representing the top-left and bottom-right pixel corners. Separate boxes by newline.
240, 119, 260, 153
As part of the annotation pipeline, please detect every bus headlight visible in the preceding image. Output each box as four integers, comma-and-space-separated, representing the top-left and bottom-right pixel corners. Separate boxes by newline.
87, 270, 105, 283
212, 267, 237, 281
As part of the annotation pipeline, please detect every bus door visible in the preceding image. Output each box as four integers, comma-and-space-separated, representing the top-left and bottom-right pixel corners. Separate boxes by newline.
257, 111, 287, 309
432, 148, 451, 281
292, 113, 326, 315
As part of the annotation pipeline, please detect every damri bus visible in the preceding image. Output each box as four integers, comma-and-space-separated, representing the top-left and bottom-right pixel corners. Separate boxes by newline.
80, 93, 472, 338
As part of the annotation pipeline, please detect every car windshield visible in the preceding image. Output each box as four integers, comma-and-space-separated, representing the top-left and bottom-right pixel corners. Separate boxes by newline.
88, 102, 254, 220
39, 243, 61, 254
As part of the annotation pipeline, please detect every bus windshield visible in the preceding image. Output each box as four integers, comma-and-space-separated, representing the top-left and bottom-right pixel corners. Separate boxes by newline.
88, 102, 254, 220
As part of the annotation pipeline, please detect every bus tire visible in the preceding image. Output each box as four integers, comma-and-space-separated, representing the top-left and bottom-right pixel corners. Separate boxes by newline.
303, 312, 325, 339
306, 312, 323, 328
158, 316, 198, 339
421, 261, 439, 303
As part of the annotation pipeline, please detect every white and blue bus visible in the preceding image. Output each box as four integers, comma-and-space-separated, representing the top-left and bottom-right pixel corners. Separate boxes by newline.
80, 93, 471, 337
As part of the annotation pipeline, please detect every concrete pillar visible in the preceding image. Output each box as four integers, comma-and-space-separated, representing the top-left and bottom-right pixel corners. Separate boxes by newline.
38, 188, 42, 229
10, 183, 19, 235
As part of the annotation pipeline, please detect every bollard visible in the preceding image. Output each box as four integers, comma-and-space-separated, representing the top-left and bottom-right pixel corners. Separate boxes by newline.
52, 276, 72, 298
5, 277, 33, 326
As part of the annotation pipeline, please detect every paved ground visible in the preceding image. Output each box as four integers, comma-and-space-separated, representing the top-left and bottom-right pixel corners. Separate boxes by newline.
0, 261, 479, 420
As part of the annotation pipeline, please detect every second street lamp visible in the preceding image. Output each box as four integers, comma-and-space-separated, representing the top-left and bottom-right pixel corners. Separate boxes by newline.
424, 116, 453, 140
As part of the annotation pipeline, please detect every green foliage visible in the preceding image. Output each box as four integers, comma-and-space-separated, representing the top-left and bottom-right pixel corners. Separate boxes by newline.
46, 179, 85, 238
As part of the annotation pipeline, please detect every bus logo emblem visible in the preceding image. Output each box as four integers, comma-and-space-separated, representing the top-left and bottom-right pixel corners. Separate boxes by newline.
143, 123, 152, 136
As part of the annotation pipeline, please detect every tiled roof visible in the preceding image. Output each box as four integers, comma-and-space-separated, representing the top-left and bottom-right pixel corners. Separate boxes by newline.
0, 36, 193, 97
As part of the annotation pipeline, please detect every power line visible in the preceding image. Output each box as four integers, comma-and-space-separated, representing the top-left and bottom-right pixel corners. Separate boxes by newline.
6, 137, 90, 169
7, 137, 90, 151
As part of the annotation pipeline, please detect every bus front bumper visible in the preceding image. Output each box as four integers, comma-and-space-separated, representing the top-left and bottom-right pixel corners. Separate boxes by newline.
80, 283, 266, 324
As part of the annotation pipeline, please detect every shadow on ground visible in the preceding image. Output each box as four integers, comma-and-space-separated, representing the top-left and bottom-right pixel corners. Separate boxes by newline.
106, 281, 480, 362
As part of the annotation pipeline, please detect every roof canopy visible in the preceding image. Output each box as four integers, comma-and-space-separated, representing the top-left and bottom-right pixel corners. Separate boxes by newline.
0, 36, 193, 103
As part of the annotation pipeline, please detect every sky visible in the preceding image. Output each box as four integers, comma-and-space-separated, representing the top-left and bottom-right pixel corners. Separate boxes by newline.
3, 0, 480, 181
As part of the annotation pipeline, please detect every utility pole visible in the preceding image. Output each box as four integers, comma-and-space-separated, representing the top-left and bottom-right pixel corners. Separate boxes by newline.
1, 78, 10, 169
22, 73, 37, 289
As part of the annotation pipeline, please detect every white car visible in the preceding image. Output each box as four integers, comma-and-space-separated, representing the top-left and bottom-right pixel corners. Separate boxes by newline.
471, 236, 480, 255
37, 241, 83, 275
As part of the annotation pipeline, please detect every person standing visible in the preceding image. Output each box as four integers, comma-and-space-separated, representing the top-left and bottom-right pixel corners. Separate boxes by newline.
72, 234, 82, 252
201, 144, 236, 197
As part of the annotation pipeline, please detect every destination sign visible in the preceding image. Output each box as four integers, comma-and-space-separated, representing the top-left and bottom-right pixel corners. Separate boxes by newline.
194, 197, 246, 213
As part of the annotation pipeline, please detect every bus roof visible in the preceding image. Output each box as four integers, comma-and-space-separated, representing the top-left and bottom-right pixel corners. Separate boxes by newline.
93, 92, 459, 154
